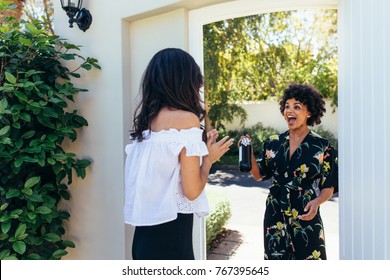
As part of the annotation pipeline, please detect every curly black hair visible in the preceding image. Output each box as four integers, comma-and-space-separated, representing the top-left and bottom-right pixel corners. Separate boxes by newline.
279, 83, 326, 126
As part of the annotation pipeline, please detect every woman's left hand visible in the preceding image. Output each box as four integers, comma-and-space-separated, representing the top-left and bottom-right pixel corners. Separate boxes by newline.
300, 199, 320, 221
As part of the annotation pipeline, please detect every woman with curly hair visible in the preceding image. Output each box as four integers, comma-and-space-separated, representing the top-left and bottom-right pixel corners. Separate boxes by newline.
240, 83, 338, 260
124, 48, 233, 260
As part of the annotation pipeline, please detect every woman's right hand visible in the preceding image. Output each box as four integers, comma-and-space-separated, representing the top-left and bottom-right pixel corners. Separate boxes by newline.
238, 133, 251, 148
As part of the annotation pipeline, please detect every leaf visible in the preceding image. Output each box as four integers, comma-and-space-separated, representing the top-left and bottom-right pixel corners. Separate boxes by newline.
24, 176, 40, 188
27, 212, 37, 220
10, 209, 23, 216
0, 98, 8, 110
6, 189, 20, 199
59, 190, 70, 200
44, 233, 61, 242
35, 206, 52, 214
21, 130, 36, 139
15, 223, 26, 238
0, 203, 9, 211
81, 64, 92, 70
25, 22, 39, 35
0, 248, 11, 259
5, 72, 16, 84
42, 108, 58, 118
19, 37, 32, 46
1, 222, 11, 234
37, 115, 55, 129
60, 53, 76, 60
0, 125, 10, 137
21, 188, 33, 196
76, 159, 91, 168
62, 240, 76, 248
27, 253, 42, 260
19, 112, 31, 122
74, 115, 88, 126
12, 241, 26, 255
52, 249, 68, 259
15, 91, 28, 102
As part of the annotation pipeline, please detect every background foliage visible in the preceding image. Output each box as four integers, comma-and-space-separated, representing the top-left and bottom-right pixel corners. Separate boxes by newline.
0, 2, 99, 259
206, 200, 231, 251
203, 9, 338, 130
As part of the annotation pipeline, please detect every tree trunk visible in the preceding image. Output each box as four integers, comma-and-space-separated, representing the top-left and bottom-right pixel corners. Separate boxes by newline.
0, 0, 26, 22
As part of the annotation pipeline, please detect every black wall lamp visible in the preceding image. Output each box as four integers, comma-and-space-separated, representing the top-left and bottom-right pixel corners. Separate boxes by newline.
60, 0, 92, 32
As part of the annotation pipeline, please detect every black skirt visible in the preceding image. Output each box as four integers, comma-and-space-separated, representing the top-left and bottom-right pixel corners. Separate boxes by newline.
132, 213, 194, 260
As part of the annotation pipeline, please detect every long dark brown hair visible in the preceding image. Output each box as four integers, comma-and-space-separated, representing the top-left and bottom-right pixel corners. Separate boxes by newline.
130, 48, 206, 141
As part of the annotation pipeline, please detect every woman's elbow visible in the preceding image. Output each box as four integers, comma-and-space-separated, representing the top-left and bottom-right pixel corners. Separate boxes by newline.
250, 171, 263, 181
183, 190, 201, 201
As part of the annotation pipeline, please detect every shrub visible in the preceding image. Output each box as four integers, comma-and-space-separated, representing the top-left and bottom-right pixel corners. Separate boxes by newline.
220, 122, 279, 159
312, 125, 338, 151
0, 4, 100, 259
206, 200, 231, 251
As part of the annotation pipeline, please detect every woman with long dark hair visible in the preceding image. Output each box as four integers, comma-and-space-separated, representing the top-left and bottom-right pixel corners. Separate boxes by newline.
124, 48, 233, 260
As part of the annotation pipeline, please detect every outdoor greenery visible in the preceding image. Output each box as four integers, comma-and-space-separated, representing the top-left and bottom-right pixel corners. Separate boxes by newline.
0, 2, 100, 259
206, 200, 231, 252
203, 9, 338, 130
219, 122, 279, 164
312, 125, 338, 151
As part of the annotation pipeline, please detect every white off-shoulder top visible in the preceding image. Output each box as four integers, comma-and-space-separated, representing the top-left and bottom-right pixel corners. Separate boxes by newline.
124, 127, 209, 226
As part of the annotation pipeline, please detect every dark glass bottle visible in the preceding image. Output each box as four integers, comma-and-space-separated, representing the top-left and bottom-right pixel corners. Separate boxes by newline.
239, 133, 252, 172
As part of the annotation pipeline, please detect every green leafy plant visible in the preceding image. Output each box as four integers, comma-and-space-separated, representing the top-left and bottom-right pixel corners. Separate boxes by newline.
219, 122, 279, 163
0, 3, 100, 259
206, 200, 231, 251
312, 125, 338, 151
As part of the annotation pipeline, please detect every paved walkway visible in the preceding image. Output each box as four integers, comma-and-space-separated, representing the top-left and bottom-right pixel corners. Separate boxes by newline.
206, 166, 339, 260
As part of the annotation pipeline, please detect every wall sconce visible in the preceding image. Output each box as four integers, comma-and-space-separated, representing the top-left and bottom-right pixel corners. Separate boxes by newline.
60, 0, 92, 32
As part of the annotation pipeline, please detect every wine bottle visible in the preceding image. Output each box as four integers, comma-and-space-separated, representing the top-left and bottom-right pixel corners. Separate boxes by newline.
239, 132, 252, 172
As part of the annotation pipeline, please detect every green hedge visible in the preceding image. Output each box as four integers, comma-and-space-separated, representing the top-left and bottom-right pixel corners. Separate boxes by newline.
218, 122, 279, 164
206, 200, 231, 251
0, 4, 99, 259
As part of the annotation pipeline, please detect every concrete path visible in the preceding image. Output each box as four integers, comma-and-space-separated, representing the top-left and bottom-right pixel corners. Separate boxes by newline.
206, 166, 339, 260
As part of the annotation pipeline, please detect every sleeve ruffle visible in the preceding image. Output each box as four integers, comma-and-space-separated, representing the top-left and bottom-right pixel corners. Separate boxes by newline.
184, 141, 208, 157
170, 128, 209, 157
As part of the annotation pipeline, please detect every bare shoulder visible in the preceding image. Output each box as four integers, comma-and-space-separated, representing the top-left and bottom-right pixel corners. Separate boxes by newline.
152, 108, 200, 131
170, 110, 200, 130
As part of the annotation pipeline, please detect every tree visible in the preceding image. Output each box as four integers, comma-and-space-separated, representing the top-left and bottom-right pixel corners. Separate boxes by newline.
22, 0, 54, 35
0, 0, 26, 21
203, 9, 338, 130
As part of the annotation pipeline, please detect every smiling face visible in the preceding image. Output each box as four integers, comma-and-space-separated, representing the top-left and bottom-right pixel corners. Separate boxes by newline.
283, 98, 312, 130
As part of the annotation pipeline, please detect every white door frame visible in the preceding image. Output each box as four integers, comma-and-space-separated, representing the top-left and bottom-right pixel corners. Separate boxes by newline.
188, 0, 338, 260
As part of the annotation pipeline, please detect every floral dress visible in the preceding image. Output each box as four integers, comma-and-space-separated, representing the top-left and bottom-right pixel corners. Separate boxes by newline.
257, 130, 338, 260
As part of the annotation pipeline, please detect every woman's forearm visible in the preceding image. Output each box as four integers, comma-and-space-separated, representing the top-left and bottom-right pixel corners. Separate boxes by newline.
250, 152, 262, 181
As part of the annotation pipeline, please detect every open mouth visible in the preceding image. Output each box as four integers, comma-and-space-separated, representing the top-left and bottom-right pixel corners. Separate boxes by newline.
287, 116, 296, 125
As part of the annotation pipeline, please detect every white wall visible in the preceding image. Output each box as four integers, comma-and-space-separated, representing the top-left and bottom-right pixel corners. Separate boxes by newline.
338, 0, 390, 259
54, 0, 226, 260
223, 100, 338, 136
54, 0, 191, 260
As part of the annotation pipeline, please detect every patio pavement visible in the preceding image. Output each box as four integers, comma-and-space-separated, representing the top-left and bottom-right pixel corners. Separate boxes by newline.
206, 166, 339, 260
